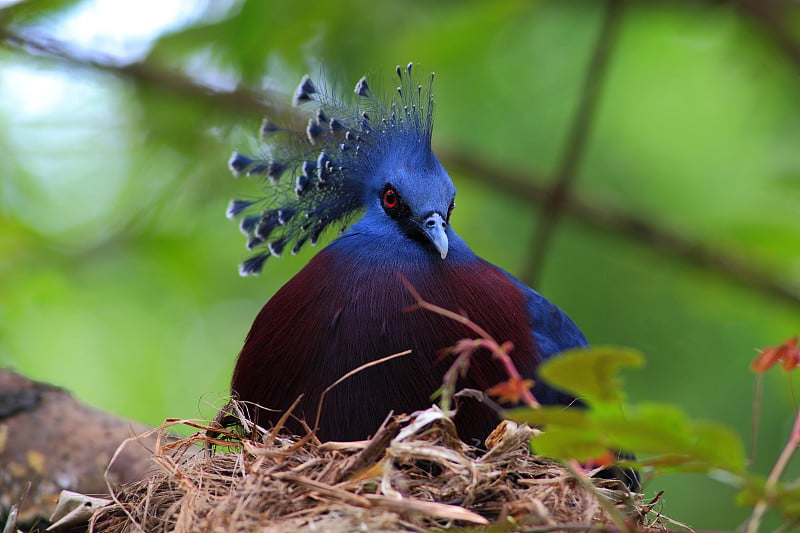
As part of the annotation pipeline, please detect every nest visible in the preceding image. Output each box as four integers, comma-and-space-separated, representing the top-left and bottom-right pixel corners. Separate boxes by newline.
92, 403, 663, 532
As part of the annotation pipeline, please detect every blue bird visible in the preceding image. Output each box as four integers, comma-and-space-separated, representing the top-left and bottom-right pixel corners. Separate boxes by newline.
226, 64, 587, 446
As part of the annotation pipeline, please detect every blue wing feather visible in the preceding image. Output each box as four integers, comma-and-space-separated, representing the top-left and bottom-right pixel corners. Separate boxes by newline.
523, 285, 589, 358
492, 266, 588, 357
491, 265, 588, 406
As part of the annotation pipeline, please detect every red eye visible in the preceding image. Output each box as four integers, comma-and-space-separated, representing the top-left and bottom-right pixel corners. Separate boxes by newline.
383, 188, 398, 208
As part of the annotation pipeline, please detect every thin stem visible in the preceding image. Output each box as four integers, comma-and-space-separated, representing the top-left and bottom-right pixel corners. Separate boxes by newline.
313, 350, 412, 434
746, 408, 800, 533
751, 373, 763, 464
400, 274, 539, 408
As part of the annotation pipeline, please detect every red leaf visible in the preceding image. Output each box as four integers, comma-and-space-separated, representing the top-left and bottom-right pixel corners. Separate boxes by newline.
781, 347, 800, 372
752, 347, 781, 373
752, 336, 799, 373
584, 449, 616, 469
487, 377, 534, 404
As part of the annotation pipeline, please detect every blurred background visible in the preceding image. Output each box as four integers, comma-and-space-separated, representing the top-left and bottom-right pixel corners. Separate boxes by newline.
1, 0, 799, 529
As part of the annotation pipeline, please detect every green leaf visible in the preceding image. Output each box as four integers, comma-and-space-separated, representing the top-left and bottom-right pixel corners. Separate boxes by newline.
597, 403, 692, 453
537, 346, 645, 406
2, 0, 81, 24
690, 421, 748, 473
509, 400, 747, 474
505, 405, 593, 428
735, 476, 766, 507
737, 478, 800, 522
777, 485, 800, 520
530, 426, 609, 462
599, 403, 747, 473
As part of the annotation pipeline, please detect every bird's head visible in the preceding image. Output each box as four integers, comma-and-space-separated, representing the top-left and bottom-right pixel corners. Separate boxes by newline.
227, 63, 456, 275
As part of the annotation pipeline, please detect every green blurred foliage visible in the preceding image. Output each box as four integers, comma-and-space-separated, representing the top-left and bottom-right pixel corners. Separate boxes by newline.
511, 347, 749, 474
511, 347, 800, 526
1, 0, 799, 529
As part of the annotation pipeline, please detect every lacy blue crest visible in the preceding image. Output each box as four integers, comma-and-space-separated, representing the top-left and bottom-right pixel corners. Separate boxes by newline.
227, 63, 436, 276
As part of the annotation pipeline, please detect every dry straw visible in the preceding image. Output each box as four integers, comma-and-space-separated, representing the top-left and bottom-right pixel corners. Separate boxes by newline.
91, 401, 664, 533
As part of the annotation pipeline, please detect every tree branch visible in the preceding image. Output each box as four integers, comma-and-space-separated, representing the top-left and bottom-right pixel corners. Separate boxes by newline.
442, 149, 800, 307
521, 0, 625, 286
2, 21, 799, 308
0, 26, 299, 125
735, 0, 800, 68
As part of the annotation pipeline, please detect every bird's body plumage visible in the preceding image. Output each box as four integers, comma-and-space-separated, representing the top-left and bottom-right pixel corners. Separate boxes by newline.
227, 64, 586, 445
233, 226, 585, 442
